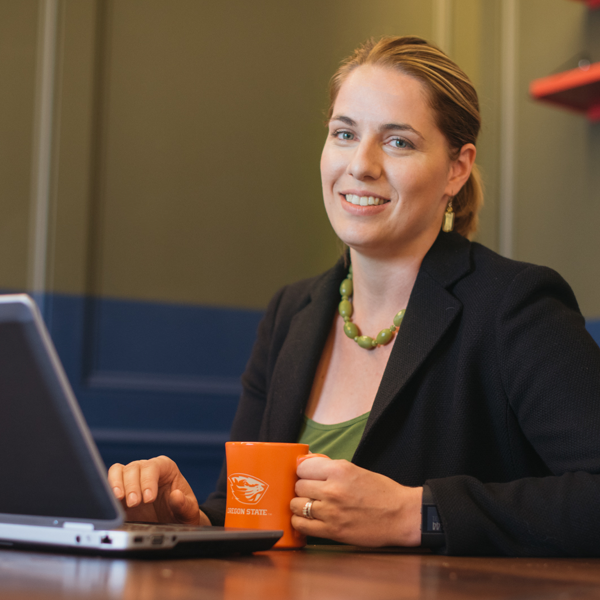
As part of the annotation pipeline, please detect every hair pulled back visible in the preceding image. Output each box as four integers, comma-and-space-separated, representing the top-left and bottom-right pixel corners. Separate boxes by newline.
328, 36, 483, 238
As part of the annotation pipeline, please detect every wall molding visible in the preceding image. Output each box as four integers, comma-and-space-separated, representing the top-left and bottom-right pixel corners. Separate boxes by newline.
499, 0, 518, 259
86, 370, 242, 396
29, 0, 60, 306
432, 0, 452, 55
91, 428, 229, 446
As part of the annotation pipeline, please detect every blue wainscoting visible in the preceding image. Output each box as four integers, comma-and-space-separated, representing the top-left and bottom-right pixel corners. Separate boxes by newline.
584, 319, 600, 349
38, 292, 263, 503
10, 289, 600, 504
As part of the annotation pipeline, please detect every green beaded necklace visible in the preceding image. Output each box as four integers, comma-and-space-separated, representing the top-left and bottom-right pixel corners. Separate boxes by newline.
339, 265, 406, 350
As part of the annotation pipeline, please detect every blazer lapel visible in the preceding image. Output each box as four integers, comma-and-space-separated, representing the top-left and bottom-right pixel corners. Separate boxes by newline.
358, 232, 472, 447
261, 260, 345, 442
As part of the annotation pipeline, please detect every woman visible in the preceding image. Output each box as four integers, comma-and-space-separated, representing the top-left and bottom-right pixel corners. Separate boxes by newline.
108, 37, 600, 556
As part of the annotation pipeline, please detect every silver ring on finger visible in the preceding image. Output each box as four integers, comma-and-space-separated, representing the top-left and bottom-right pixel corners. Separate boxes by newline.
302, 499, 315, 520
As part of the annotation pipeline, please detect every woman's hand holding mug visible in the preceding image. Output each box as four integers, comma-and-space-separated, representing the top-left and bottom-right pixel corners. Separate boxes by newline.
290, 455, 422, 547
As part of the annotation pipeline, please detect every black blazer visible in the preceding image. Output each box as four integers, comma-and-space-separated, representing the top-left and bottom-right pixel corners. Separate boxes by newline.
201, 232, 600, 556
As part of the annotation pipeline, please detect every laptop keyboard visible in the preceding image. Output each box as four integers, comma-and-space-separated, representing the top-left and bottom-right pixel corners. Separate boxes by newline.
121, 522, 206, 533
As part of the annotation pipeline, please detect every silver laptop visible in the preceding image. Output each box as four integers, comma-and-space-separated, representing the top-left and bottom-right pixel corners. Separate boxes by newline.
0, 294, 281, 556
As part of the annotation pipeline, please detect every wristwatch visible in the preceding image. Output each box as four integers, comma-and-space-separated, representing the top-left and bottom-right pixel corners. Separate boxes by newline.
421, 484, 445, 548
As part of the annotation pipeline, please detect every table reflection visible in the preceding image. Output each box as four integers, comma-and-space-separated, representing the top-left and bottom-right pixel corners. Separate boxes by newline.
0, 547, 599, 600
0, 548, 424, 600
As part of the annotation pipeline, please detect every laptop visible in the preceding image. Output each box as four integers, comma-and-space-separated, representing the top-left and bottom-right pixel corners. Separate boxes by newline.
0, 294, 282, 556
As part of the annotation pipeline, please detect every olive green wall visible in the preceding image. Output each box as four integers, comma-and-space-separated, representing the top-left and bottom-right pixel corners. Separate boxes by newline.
81, 0, 432, 308
451, 0, 502, 254
2, 0, 600, 314
0, 0, 38, 290
517, 0, 600, 317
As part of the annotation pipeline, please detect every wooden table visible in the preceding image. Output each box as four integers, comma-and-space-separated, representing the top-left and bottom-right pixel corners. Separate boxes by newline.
1, 545, 600, 599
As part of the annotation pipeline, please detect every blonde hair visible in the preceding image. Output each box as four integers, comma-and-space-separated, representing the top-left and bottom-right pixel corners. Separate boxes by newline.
328, 36, 483, 238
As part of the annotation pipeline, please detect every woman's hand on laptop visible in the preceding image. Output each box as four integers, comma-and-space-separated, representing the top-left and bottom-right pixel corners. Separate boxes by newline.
108, 455, 211, 526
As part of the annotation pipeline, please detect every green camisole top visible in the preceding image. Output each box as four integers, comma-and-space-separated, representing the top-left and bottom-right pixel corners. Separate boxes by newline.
297, 412, 370, 461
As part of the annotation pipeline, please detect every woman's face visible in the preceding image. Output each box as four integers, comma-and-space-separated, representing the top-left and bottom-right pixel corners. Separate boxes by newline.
321, 65, 469, 258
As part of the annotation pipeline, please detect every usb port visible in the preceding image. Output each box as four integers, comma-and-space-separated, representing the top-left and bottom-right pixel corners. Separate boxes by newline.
133, 536, 143, 543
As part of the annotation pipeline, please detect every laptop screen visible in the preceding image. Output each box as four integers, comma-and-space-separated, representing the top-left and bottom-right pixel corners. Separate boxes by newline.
0, 315, 119, 523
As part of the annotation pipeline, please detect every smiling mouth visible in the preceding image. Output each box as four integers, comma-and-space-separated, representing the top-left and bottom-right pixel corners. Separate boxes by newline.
343, 194, 389, 207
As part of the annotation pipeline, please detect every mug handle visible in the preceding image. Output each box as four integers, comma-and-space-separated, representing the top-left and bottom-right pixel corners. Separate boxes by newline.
297, 453, 329, 466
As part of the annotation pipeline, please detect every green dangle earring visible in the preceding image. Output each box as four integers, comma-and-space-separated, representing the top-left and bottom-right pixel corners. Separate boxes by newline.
338, 265, 406, 350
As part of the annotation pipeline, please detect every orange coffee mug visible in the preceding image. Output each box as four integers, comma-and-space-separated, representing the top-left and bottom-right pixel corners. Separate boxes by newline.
225, 442, 309, 549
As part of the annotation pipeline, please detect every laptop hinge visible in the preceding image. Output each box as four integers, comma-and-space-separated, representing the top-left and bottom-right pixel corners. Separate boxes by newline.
63, 522, 94, 530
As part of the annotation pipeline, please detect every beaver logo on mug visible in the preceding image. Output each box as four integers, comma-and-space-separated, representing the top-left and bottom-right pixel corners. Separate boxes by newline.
228, 473, 269, 505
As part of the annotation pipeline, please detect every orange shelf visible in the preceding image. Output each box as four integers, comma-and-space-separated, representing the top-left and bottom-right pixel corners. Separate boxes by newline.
530, 62, 600, 121
570, 0, 600, 8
